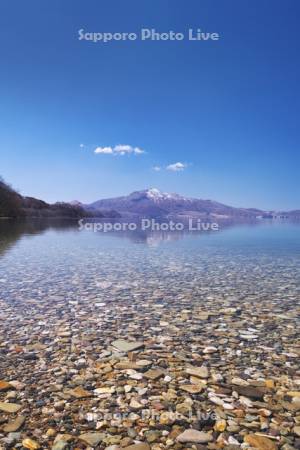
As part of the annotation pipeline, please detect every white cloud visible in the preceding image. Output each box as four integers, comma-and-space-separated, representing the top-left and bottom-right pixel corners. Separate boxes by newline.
133, 147, 144, 155
94, 144, 144, 156
152, 166, 162, 172
94, 146, 113, 154
166, 162, 187, 172
79, 143, 85, 148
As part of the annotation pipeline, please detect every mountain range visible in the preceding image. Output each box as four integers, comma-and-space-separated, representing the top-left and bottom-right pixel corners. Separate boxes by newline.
1, 178, 299, 220
84, 188, 300, 220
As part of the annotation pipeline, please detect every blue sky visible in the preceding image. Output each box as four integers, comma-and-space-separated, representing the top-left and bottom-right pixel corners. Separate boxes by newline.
0, 0, 299, 209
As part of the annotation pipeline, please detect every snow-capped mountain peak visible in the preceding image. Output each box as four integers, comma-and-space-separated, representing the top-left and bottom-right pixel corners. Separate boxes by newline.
145, 188, 164, 199
144, 188, 186, 201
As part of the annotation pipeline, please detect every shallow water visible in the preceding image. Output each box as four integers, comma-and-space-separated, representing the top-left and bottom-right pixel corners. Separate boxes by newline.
0, 220, 300, 447
0, 220, 300, 304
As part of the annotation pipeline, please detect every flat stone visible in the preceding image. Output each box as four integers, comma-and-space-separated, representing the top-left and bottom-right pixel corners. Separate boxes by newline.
177, 429, 213, 443
186, 366, 209, 378
115, 361, 140, 369
115, 359, 151, 370
79, 432, 105, 447
136, 360, 152, 368
94, 386, 115, 395
244, 434, 278, 450
130, 398, 143, 409
231, 377, 249, 386
235, 385, 265, 400
112, 340, 144, 352
9, 380, 25, 390
203, 346, 218, 354
144, 369, 165, 380
53, 434, 73, 443
0, 402, 22, 413
124, 444, 150, 450
3, 415, 26, 432
68, 386, 93, 398
180, 384, 203, 394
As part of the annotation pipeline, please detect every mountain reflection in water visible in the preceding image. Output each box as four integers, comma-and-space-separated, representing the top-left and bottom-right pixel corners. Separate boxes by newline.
0, 217, 268, 254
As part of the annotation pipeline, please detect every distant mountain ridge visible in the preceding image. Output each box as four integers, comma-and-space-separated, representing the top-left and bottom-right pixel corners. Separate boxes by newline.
86, 188, 267, 219
1, 180, 299, 220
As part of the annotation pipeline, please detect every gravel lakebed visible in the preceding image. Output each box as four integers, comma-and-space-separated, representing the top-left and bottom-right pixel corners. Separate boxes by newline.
0, 230, 299, 449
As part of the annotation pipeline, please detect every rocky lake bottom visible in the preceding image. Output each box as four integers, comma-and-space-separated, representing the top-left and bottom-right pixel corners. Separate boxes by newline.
0, 221, 299, 450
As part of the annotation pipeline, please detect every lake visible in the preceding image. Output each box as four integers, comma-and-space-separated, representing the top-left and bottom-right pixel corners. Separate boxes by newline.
1, 220, 300, 302
0, 219, 299, 448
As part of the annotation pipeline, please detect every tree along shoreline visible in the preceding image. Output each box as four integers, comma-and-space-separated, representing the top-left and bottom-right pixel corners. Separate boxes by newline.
0, 177, 120, 219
